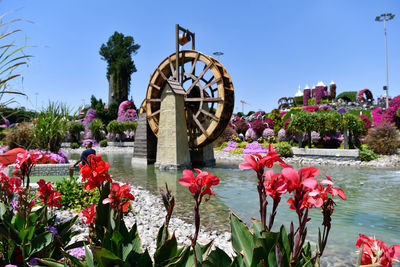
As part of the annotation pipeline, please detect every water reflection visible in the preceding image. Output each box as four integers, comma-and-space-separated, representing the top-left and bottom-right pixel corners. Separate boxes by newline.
69, 152, 400, 263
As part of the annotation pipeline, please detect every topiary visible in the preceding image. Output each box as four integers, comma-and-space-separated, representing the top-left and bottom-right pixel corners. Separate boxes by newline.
99, 139, 108, 147
262, 128, 274, 139
264, 117, 274, 129
268, 109, 283, 135
234, 119, 249, 134
70, 142, 80, 149
251, 119, 266, 135
245, 128, 257, 140
364, 122, 399, 155
275, 142, 293, 157
277, 128, 289, 142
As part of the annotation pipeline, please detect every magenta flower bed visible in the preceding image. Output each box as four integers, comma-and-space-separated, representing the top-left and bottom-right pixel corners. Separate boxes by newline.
243, 141, 267, 154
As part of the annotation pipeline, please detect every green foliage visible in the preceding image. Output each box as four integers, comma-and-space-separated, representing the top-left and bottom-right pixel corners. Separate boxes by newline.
358, 145, 378, 162
236, 112, 245, 118
5, 122, 37, 149
214, 126, 237, 147
55, 176, 100, 212
294, 96, 303, 106
214, 141, 227, 151
364, 122, 399, 155
70, 142, 80, 149
275, 142, 293, 157
90, 95, 118, 126
0, 107, 35, 124
347, 109, 372, 120
66, 121, 84, 143
88, 119, 104, 142
335, 91, 357, 102
34, 102, 69, 153
307, 98, 316, 105
247, 111, 255, 117
99, 32, 140, 105
228, 148, 243, 154
268, 109, 283, 135
100, 139, 108, 147
237, 141, 247, 149
106, 120, 137, 135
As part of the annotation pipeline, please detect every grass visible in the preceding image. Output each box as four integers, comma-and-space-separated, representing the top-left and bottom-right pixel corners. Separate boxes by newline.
29, 176, 69, 184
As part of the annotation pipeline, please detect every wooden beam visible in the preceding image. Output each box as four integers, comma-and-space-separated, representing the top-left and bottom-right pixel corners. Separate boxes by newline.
185, 97, 222, 102
147, 109, 160, 119
190, 53, 200, 75
200, 77, 220, 90
193, 114, 209, 137
146, 98, 161, 102
157, 68, 168, 80
200, 109, 219, 121
150, 83, 161, 90
168, 56, 176, 79
185, 62, 212, 96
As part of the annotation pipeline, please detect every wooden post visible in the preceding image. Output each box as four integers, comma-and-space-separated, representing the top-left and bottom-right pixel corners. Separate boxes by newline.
343, 127, 349, 149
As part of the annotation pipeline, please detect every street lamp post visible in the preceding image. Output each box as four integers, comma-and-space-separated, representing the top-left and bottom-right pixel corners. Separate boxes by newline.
375, 13, 395, 109
175, 24, 195, 83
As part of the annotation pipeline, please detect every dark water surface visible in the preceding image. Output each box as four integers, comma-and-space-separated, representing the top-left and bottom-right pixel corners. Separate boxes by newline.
69, 152, 400, 264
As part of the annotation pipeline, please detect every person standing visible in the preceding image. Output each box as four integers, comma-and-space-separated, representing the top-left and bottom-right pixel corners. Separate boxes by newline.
70, 141, 96, 176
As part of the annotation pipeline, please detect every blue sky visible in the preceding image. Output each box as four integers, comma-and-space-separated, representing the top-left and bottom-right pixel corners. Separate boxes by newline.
2, 0, 400, 114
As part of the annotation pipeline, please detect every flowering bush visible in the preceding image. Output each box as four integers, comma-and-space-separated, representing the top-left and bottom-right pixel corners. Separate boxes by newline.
311, 131, 321, 144
364, 121, 399, 155
83, 108, 97, 138
372, 107, 383, 126
262, 128, 274, 140
245, 128, 257, 139
303, 89, 311, 107
117, 100, 137, 122
302, 105, 319, 112
357, 114, 372, 134
264, 117, 274, 129
250, 119, 265, 135
277, 128, 289, 141
222, 140, 237, 152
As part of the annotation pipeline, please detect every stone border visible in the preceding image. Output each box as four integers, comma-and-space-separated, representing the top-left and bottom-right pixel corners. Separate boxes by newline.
6, 163, 73, 177
61, 142, 134, 148
292, 147, 359, 158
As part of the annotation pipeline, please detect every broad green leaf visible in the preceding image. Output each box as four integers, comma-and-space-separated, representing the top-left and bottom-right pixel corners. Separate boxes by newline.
0, 202, 6, 218
127, 223, 143, 254
203, 247, 231, 267
36, 258, 66, 267
95, 180, 111, 241
92, 247, 126, 267
30, 231, 53, 255
111, 231, 123, 247
65, 240, 88, 251
278, 225, 291, 264
231, 254, 245, 267
230, 212, 255, 267
138, 249, 153, 267
156, 223, 169, 248
85, 245, 95, 267
267, 247, 278, 267
250, 218, 263, 238
200, 241, 214, 261
154, 233, 179, 266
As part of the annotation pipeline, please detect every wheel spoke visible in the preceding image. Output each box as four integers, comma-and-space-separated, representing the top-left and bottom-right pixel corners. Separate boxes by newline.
146, 98, 161, 102
150, 83, 161, 91
193, 114, 209, 137
190, 53, 200, 75
200, 109, 219, 121
185, 97, 222, 102
147, 109, 160, 119
185, 62, 212, 96
168, 56, 176, 79
157, 68, 167, 80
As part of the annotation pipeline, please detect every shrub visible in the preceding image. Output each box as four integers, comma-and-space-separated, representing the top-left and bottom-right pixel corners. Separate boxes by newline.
294, 96, 303, 106
262, 128, 274, 139
34, 102, 69, 153
55, 176, 100, 212
275, 142, 293, 157
251, 119, 265, 135
234, 119, 249, 134
214, 141, 228, 151
358, 145, 378, 162
5, 122, 37, 149
245, 128, 257, 139
99, 139, 108, 147
264, 117, 274, 129
66, 121, 84, 143
277, 128, 289, 141
214, 126, 237, 147
88, 119, 104, 141
70, 142, 80, 149
357, 115, 372, 135
364, 122, 399, 155
268, 109, 283, 134
311, 131, 321, 144
237, 141, 247, 149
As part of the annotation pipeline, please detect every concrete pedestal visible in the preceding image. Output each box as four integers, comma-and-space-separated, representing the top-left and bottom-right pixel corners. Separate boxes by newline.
155, 81, 191, 170
133, 113, 157, 164
190, 144, 216, 167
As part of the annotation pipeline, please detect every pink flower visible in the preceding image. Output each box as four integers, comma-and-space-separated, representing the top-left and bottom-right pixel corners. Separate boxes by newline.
78, 203, 96, 224
102, 183, 134, 213
356, 234, 400, 267
263, 170, 287, 200
307, 174, 346, 208
179, 168, 219, 201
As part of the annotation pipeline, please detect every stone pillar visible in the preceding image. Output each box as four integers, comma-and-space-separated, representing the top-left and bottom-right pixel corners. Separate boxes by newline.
132, 113, 157, 164
190, 144, 216, 167
155, 82, 191, 170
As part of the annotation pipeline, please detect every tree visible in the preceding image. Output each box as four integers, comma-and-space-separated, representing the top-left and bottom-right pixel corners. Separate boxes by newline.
99, 31, 140, 105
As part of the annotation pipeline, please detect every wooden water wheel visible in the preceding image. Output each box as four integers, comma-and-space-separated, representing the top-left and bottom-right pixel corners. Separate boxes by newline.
145, 50, 234, 148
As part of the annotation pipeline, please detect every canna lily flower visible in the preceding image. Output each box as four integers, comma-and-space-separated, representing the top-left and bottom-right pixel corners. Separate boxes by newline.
80, 154, 111, 190
102, 182, 134, 213
356, 234, 400, 267
179, 168, 219, 201
239, 154, 264, 173
308, 174, 346, 208
263, 169, 287, 200
36, 179, 62, 208
281, 167, 318, 193
78, 203, 96, 224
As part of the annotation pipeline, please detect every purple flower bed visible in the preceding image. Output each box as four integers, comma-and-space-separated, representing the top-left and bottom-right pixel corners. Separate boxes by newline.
82, 139, 99, 147
222, 141, 237, 152
303, 89, 311, 106
243, 141, 267, 154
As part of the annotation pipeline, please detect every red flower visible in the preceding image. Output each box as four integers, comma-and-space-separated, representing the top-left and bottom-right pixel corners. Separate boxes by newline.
78, 203, 96, 224
281, 167, 318, 193
80, 154, 111, 190
356, 234, 400, 267
308, 174, 346, 208
36, 179, 62, 208
263, 170, 287, 200
179, 168, 220, 201
239, 145, 287, 173
0, 171, 21, 197
14, 150, 42, 177
102, 183, 134, 213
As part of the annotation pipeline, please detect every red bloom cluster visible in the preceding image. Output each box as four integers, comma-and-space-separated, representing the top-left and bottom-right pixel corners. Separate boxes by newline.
14, 150, 42, 177
0, 166, 21, 197
239, 144, 288, 173
356, 234, 400, 267
78, 203, 96, 224
80, 154, 111, 190
103, 183, 134, 213
36, 179, 62, 208
179, 168, 219, 201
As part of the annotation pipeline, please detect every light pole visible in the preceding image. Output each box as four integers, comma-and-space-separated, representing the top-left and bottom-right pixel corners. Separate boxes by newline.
375, 13, 395, 109
175, 24, 195, 83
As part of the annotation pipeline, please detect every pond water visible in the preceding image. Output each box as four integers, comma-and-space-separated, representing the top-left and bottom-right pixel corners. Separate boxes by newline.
69, 152, 400, 264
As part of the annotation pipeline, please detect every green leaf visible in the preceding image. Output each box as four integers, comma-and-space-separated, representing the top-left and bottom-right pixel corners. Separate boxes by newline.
127, 223, 143, 254
85, 245, 95, 267
203, 247, 231, 267
250, 218, 263, 239
278, 225, 291, 264
111, 231, 123, 247
65, 240, 88, 251
231, 254, 245, 267
154, 233, 179, 266
30, 231, 53, 255
230, 212, 255, 267
156, 223, 169, 248
95, 180, 111, 241
0, 202, 6, 218
138, 249, 153, 267
92, 246, 126, 267
36, 258, 66, 267
267, 247, 277, 267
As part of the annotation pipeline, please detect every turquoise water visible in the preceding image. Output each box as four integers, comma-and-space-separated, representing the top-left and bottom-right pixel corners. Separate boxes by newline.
69, 152, 400, 264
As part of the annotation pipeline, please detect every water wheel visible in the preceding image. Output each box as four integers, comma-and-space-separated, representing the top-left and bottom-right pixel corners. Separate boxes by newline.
145, 50, 234, 148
